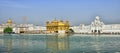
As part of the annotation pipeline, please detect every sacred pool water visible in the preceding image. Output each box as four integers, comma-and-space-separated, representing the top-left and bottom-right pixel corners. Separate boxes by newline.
0, 34, 120, 53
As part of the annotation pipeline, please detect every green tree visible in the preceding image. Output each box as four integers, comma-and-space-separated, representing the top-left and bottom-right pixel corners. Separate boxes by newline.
4, 27, 13, 34
69, 28, 74, 33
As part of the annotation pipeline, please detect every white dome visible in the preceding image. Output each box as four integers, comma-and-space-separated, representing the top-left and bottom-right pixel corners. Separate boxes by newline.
96, 16, 100, 20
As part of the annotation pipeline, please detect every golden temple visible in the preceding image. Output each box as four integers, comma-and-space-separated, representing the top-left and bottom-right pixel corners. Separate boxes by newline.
46, 19, 69, 33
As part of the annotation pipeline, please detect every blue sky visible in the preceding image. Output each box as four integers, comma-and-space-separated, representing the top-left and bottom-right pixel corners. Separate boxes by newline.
0, 0, 120, 26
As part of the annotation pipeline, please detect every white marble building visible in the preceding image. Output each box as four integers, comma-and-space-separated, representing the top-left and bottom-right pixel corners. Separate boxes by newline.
0, 19, 46, 34
71, 16, 120, 34
12, 24, 46, 34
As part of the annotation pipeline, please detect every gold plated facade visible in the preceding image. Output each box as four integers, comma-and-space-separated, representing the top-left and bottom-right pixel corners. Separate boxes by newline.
46, 19, 69, 33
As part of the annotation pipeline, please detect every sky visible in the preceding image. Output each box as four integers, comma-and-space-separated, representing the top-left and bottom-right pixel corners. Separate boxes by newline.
0, 0, 120, 26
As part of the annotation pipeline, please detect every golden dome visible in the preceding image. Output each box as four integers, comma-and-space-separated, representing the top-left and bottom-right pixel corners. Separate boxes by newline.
60, 20, 63, 22
7, 19, 12, 23
46, 21, 49, 23
66, 20, 69, 22
52, 19, 58, 23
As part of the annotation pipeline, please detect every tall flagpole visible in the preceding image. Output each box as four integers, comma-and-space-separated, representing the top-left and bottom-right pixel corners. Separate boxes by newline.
23, 16, 27, 24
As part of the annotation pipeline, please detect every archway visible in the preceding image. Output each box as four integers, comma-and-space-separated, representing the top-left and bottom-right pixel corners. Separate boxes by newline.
98, 30, 100, 34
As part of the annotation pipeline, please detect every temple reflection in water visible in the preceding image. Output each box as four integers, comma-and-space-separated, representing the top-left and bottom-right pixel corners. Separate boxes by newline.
46, 35, 69, 53
1, 34, 120, 53
0, 34, 69, 53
